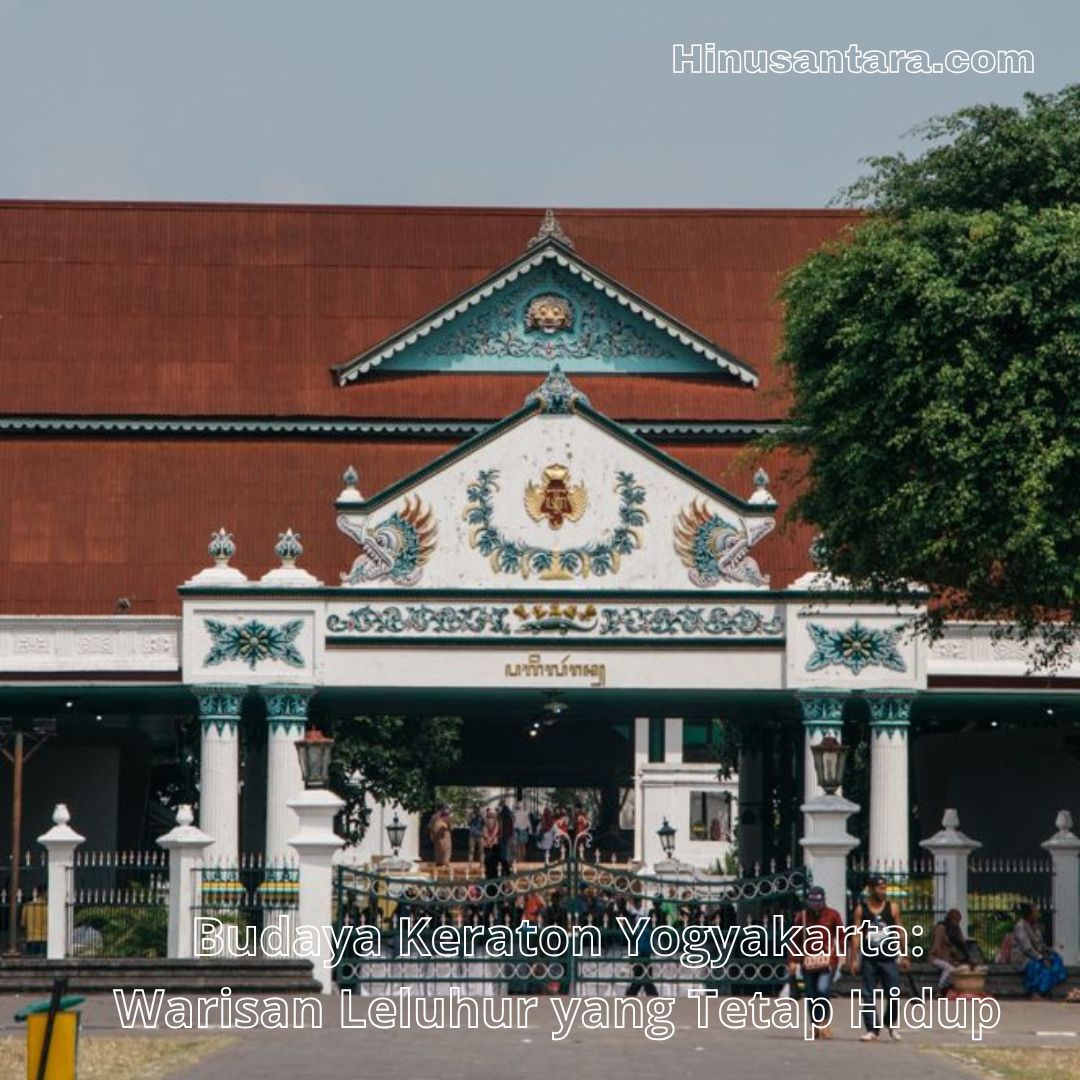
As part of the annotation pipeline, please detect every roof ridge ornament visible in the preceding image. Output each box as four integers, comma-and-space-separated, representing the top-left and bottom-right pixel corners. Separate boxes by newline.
526, 209, 575, 251
525, 364, 590, 414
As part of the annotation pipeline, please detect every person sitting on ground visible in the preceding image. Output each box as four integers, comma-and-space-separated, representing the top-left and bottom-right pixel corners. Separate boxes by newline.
1013, 903, 1067, 1000
930, 908, 972, 990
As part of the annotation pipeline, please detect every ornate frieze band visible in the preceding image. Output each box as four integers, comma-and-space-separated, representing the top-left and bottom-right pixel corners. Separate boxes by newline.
326, 601, 784, 642
193, 685, 246, 736
0, 617, 180, 674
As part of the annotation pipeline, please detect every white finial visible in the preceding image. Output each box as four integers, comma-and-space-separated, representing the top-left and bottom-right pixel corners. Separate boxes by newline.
748, 467, 777, 506
52, 803, 71, 826
526, 209, 575, 251
208, 527, 237, 566
1056, 809, 1074, 833
177, 804, 195, 827
338, 465, 362, 504
274, 528, 303, 567
941, 808, 960, 830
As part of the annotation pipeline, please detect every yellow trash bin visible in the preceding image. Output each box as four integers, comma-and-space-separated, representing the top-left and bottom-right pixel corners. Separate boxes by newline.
25, 1010, 79, 1080
15, 986, 84, 1080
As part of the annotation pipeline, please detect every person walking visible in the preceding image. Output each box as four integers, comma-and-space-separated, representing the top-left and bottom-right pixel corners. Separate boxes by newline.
850, 875, 908, 1042
787, 885, 844, 1040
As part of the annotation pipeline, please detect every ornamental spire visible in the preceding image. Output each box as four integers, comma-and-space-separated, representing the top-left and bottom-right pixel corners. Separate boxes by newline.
526, 209, 575, 251
525, 364, 590, 414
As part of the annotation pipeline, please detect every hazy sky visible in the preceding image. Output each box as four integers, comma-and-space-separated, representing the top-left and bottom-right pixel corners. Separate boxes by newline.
0, 0, 1074, 207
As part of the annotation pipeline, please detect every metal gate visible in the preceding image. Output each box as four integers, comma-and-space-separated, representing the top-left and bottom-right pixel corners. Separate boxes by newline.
334, 836, 806, 996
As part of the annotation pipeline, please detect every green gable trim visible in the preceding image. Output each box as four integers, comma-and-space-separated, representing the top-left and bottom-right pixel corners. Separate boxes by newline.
332, 240, 758, 386
334, 390, 773, 519
0, 415, 788, 443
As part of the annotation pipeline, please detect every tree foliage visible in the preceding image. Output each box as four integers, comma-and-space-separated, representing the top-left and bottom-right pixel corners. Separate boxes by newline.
781, 85, 1080, 660
327, 714, 462, 845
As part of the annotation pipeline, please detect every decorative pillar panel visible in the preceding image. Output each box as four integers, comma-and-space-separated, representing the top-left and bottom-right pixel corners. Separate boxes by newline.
261, 685, 316, 865
920, 809, 981, 929
193, 685, 245, 865
796, 689, 847, 802
1042, 810, 1080, 965
664, 717, 684, 764
866, 691, 914, 871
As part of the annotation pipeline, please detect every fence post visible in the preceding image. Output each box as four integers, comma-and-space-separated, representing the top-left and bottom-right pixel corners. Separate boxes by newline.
799, 790, 860, 916
919, 808, 980, 930
287, 787, 344, 994
36, 803, 85, 959
157, 805, 214, 959
1041, 810, 1080, 966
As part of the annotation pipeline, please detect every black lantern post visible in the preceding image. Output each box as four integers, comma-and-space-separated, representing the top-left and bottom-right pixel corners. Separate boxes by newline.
294, 728, 335, 790
810, 735, 849, 797
385, 812, 407, 858
656, 817, 677, 859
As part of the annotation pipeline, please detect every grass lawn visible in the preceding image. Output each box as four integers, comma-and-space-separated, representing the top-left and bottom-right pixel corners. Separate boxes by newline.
940, 1047, 1080, 1079
0, 1033, 232, 1079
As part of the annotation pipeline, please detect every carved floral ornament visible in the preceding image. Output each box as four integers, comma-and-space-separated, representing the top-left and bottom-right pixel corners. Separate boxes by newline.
805, 620, 907, 676
465, 468, 646, 580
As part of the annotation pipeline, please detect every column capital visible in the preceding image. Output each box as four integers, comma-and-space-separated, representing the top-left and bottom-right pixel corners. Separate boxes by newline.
795, 688, 848, 733
259, 684, 316, 736
191, 684, 246, 734
865, 689, 915, 735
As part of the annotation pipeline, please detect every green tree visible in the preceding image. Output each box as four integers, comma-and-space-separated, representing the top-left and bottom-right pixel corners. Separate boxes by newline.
327, 714, 462, 845
780, 85, 1080, 661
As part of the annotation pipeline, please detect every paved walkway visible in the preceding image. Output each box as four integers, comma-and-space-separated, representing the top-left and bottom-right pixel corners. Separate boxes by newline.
3, 994, 1079, 1079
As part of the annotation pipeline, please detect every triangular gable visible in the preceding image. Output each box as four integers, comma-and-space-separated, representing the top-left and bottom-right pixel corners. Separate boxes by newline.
335, 368, 776, 592
332, 213, 758, 386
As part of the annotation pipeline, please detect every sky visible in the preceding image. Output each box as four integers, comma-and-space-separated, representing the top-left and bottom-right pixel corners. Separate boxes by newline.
0, 0, 1074, 208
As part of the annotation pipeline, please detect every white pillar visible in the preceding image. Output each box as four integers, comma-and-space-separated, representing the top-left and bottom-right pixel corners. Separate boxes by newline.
799, 791, 860, 917
157, 805, 214, 959
193, 685, 244, 865
288, 787, 345, 994
37, 803, 85, 960
796, 690, 847, 801
919, 809, 981, 928
866, 691, 913, 871
664, 717, 683, 764
261, 686, 315, 866
1042, 810, 1080, 966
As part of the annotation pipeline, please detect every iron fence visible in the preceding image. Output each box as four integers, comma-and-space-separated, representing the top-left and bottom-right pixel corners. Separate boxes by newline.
334, 846, 807, 996
191, 854, 299, 957
967, 856, 1053, 961
846, 855, 944, 964
67, 849, 169, 958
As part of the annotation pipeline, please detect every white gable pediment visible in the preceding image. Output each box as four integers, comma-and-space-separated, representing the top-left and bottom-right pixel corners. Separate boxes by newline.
335, 370, 775, 594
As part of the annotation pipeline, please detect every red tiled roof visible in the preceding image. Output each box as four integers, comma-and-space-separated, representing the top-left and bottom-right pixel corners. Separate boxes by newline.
0, 436, 814, 615
0, 202, 860, 421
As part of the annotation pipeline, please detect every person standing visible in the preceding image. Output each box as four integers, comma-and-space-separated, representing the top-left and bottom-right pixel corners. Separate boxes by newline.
513, 801, 531, 862
498, 801, 515, 876
20, 886, 47, 957
850, 875, 908, 1042
482, 807, 500, 879
467, 805, 485, 870
429, 806, 452, 869
787, 885, 844, 1040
